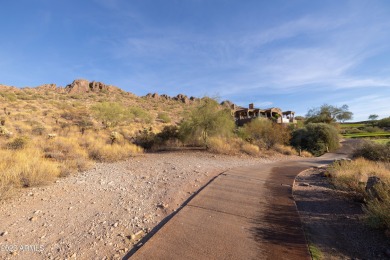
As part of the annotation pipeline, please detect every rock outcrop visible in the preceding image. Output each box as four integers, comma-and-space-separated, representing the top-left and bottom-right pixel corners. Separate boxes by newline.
65, 79, 115, 94
145, 93, 160, 99
173, 94, 190, 104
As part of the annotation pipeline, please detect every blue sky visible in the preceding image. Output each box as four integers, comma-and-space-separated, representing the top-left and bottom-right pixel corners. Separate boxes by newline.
1, 0, 390, 121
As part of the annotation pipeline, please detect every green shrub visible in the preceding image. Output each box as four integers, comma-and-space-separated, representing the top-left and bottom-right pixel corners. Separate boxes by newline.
157, 112, 171, 123
377, 117, 390, 128
291, 123, 340, 156
91, 102, 128, 127
134, 128, 156, 150
128, 107, 152, 123
241, 118, 290, 149
353, 141, 390, 162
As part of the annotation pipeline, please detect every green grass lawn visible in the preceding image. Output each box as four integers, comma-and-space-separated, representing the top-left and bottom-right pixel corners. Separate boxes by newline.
343, 132, 390, 138
371, 138, 390, 144
340, 123, 366, 128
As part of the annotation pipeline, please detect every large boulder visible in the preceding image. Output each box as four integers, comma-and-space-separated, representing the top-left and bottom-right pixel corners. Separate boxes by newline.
65, 79, 90, 93
174, 94, 189, 104
89, 81, 109, 92
65, 79, 112, 94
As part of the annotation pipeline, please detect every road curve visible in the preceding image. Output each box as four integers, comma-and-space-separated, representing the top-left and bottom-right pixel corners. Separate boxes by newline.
125, 140, 357, 260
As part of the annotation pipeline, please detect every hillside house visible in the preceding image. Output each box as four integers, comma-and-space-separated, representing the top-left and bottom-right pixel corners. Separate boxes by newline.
232, 103, 296, 126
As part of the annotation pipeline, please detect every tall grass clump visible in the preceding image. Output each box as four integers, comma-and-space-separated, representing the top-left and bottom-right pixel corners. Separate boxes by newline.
0, 148, 60, 198
240, 142, 260, 156
207, 137, 240, 155
39, 136, 91, 176
328, 158, 390, 229
273, 144, 298, 155
83, 132, 143, 162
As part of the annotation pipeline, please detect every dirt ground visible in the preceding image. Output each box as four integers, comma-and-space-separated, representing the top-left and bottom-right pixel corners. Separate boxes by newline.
293, 168, 390, 259
0, 151, 287, 259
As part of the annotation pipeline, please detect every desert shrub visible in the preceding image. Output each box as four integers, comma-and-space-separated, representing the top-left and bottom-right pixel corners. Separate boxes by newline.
353, 141, 390, 162
364, 184, 390, 229
152, 125, 181, 149
377, 117, 390, 128
6, 136, 29, 150
241, 118, 290, 149
91, 102, 128, 127
273, 144, 298, 155
31, 125, 46, 135
343, 128, 363, 134
134, 128, 156, 150
128, 107, 152, 123
240, 143, 260, 156
328, 158, 390, 229
0, 148, 60, 198
362, 126, 382, 133
157, 112, 171, 123
291, 123, 339, 156
179, 97, 235, 147
0, 92, 17, 102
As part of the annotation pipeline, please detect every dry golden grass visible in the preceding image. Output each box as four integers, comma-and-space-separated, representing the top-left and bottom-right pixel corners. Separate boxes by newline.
0, 85, 166, 199
328, 158, 390, 229
273, 144, 298, 155
207, 136, 241, 155
0, 148, 60, 198
88, 142, 143, 162
300, 150, 313, 157
328, 158, 390, 195
240, 143, 260, 156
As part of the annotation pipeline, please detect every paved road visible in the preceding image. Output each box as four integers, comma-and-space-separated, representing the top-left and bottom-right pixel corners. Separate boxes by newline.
126, 140, 357, 260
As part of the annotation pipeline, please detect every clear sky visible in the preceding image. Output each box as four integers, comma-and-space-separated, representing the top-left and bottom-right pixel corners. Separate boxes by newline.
1, 0, 390, 121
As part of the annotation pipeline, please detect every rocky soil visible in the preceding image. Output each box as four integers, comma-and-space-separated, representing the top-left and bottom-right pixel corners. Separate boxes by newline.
0, 151, 286, 259
294, 168, 390, 260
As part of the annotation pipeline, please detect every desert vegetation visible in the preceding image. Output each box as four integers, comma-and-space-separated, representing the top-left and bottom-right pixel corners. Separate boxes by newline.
327, 158, 390, 230
0, 82, 193, 198
0, 82, 305, 199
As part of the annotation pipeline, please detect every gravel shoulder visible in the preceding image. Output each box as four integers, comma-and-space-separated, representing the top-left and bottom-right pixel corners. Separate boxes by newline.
0, 151, 288, 259
293, 168, 390, 259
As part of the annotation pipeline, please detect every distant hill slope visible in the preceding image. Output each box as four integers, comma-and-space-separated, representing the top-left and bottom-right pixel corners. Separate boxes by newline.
0, 79, 205, 135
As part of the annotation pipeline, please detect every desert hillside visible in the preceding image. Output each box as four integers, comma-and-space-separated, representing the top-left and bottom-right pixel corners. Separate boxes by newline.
0, 79, 205, 198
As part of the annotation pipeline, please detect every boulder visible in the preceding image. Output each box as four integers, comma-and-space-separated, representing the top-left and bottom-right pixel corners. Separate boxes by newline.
65, 79, 90, 93
365, 176, 381, 199
174, 94, 189, 104
160, 94, 171, 100
89, 81, 109, 92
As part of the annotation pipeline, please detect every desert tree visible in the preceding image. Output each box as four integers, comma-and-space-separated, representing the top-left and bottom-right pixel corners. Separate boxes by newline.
179, 97, 235, 147
305, 104, 353, 124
